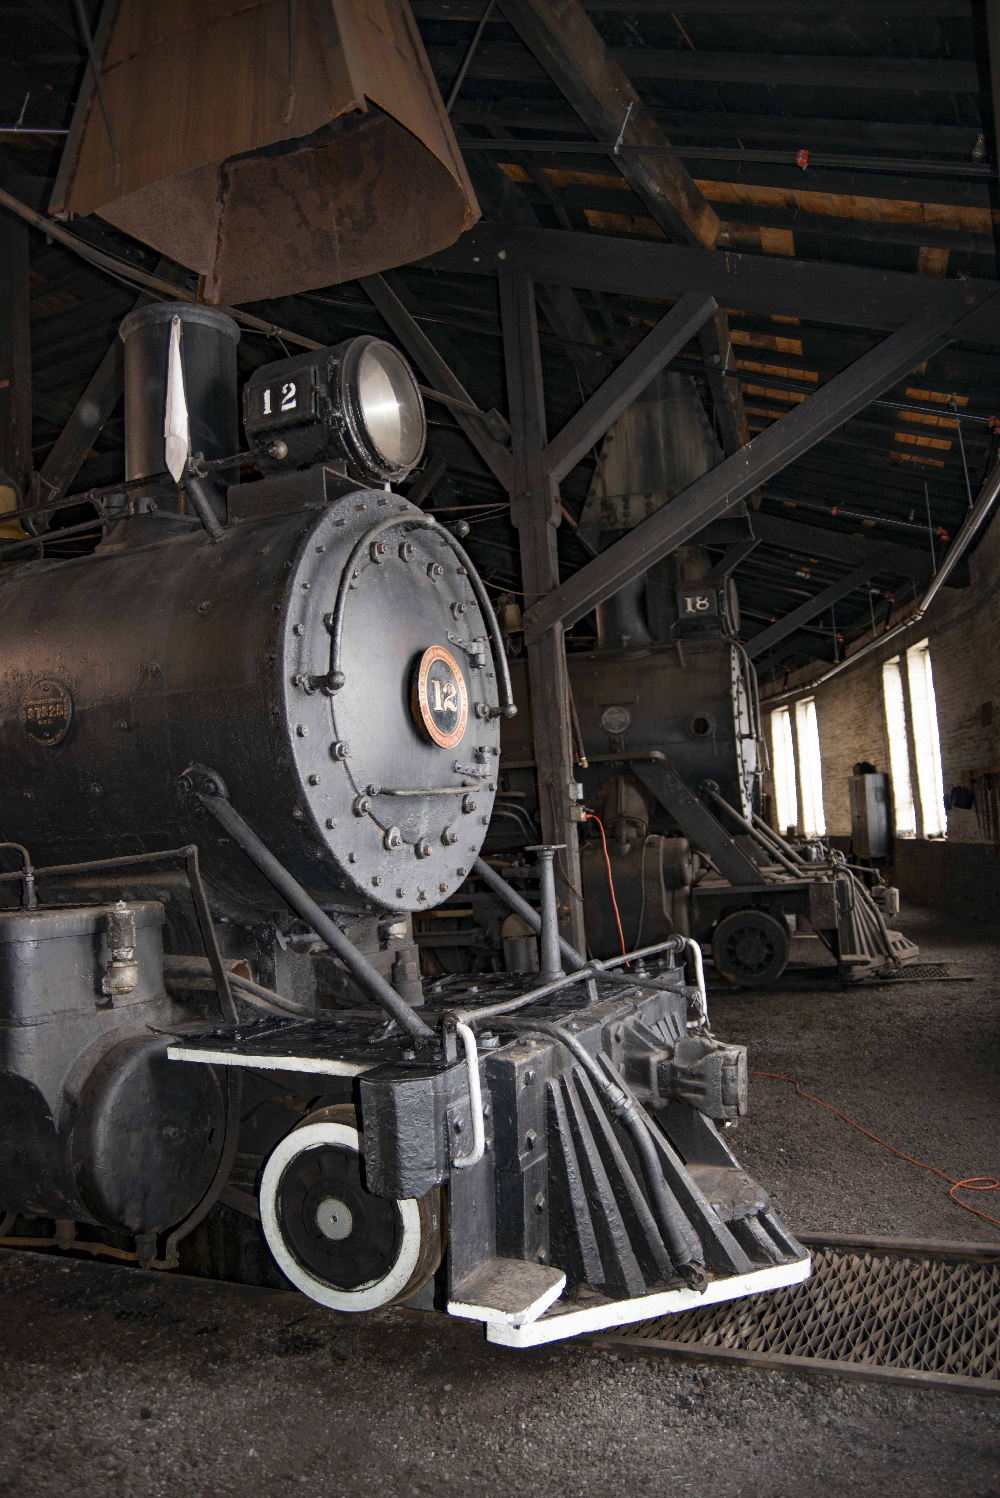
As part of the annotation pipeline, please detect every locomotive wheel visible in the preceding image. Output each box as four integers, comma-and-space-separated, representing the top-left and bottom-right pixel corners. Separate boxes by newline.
711, 910, 790, 987
259, 1104, 444, 1311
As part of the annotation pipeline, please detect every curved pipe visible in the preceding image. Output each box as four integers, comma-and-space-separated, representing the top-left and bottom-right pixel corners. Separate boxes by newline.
684, 938, 708, 1031
450, 1021, 486, 1170
190, 775, 434, 1041
0, 841, 35, 908
229, 972, 318, 1018
505, 1018, 706, 1288
327, 513, 515, 718
765, 455, 1000, 708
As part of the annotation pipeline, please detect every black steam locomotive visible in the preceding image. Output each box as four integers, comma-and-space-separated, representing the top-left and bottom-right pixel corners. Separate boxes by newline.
476, 572, 917, 990
0, 303, 809, 1344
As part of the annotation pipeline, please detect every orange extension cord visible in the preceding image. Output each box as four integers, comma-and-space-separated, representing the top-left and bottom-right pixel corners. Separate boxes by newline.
585, 813, 628, 960
752, 1070, 1000, 1231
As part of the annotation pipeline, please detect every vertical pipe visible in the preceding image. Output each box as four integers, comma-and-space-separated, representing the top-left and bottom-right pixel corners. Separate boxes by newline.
527, 844, 565, 981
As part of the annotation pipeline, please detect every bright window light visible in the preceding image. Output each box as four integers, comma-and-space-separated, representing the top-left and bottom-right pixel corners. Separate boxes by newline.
882, 656, 916, 837
795, 698, 826, 837
770, 707, 798, 834
906, 639, 946, 838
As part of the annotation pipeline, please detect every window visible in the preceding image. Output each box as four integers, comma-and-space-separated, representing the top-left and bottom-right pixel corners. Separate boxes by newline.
881, 657, 917, 837
906, 639, 946, 838
795, 698, 826, 837
770, 706, 798, 834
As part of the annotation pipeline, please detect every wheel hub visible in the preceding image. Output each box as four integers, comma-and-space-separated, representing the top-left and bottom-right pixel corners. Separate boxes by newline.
730, 930, 774, 972
279, 1143, 400, 1289
315, 1196, 354, 1241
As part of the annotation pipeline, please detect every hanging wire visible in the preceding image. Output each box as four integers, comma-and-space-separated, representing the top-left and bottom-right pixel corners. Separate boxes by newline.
924, 480, 937, 573
952, 396, 974, 511
446, 0, 496, 114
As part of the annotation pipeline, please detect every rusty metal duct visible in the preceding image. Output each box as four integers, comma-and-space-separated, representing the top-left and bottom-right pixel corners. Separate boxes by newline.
578, 372, 724, 551
50, 0, 480, 304
578, 372, 734, 648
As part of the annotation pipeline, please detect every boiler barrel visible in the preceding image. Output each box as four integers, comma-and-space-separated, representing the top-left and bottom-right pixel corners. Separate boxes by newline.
0, 488, 499, 915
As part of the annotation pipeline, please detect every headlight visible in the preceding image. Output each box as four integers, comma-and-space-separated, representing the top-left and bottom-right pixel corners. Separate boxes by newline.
341, 338, 426, 481
244, 336, 426, 486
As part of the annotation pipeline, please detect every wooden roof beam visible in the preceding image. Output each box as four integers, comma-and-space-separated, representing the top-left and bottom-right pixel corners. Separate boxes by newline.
495, 0, 721, 250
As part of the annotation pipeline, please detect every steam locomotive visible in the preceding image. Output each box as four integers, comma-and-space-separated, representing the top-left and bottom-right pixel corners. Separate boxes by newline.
0, 303, 809, 1344
473, 568, 917, 989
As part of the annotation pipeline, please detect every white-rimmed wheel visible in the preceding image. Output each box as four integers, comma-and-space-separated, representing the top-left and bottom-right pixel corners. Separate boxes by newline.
259, 1104, 444, 1311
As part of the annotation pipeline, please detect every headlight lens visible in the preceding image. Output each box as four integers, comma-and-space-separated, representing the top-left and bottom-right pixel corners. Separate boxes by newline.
344, 338, 426, 482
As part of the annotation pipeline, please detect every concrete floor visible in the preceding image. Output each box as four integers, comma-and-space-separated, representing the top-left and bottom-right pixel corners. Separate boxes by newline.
1, 903, 998, 1498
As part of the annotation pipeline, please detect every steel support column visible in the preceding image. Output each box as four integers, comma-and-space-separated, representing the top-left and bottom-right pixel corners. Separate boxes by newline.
0, 214, 31, 496
498, 262, 585, 953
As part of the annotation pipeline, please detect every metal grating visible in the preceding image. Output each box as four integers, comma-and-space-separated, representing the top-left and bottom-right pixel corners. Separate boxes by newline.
612, 1245, 1000, 1386
857, 963, 949, 984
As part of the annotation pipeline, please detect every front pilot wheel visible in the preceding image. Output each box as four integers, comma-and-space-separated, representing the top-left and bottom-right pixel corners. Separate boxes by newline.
259, 1104, 443, 1310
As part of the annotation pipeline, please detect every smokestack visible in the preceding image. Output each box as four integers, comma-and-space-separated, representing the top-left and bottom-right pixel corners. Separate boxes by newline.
119, 303, 240, 496
581, 372, 727, 648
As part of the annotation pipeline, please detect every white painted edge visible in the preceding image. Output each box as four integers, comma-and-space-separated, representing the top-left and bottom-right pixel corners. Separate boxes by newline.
166, 1046, 374, 1077
448, 1270, 567, 1328
259, 1120, 423, 1311
482, 1255, 813, 1348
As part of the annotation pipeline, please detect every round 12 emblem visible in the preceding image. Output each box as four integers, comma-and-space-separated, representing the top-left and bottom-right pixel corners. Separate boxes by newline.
412, 646, 468, 749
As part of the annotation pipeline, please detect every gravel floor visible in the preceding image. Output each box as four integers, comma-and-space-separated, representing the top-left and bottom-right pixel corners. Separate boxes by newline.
710, 902, 1000, 1245
1, 902, 997, 1498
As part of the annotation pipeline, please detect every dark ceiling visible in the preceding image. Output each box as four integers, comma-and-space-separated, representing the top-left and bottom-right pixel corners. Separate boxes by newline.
2, 0, 999, 681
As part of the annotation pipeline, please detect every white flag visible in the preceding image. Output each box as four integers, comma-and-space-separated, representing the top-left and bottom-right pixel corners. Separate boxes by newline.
163, 315, 190, 483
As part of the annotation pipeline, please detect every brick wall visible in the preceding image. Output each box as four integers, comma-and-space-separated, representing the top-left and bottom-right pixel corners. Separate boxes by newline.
760, 507, 1000, 915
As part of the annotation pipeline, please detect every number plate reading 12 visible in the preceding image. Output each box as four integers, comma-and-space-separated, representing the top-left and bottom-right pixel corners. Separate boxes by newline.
254, 366, 317, 427
412, 646, 468, 750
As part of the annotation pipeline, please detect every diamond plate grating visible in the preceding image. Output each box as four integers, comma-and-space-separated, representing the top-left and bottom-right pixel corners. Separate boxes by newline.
857, 963, 949, 983
620, 1247, 1000, 1381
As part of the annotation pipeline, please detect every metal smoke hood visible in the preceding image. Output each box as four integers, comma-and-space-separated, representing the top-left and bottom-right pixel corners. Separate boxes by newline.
578, 371, 752, 551
50, 0, 480, 305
